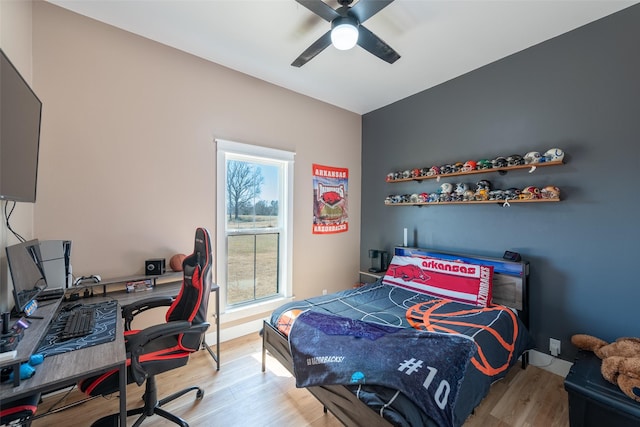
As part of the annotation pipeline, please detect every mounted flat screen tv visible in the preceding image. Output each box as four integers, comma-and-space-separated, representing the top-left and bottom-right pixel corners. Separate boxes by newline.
0, 48, 42, 203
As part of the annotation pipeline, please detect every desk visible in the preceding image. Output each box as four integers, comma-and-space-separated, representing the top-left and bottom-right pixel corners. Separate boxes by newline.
204, 283, 220, 371
0, 299, 127, 426
82, 278, 220, 371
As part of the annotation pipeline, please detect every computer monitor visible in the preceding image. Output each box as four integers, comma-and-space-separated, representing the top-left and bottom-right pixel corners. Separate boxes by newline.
6, 239, 48, 313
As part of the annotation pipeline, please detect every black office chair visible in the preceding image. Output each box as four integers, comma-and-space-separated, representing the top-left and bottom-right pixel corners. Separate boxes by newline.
0, 393, 40, 427
79, 227, 213, 427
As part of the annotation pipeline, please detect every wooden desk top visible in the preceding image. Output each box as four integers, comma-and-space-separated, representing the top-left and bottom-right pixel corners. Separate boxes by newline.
0, 299, 125, 403
0, 298, 63, 370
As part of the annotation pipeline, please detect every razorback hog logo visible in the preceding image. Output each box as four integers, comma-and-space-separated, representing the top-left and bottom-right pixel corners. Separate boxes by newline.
391, 264, 429, 282
321, 191, 343, 206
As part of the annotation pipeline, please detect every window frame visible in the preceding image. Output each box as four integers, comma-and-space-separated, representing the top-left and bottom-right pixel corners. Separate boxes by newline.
215, 139, 294, 318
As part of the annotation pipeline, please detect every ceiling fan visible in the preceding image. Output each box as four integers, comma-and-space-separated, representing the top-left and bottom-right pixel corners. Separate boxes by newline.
292, 0, 400, 67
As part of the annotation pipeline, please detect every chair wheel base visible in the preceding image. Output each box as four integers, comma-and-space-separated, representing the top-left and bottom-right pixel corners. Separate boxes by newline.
91, 413, 119, 427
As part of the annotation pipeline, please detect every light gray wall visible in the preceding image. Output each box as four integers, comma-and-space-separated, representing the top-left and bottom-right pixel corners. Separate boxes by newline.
361, 4, 640, 361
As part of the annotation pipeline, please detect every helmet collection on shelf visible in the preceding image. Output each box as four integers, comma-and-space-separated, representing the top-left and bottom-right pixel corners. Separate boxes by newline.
385, 148, 564, 182
384, 148, 564, 206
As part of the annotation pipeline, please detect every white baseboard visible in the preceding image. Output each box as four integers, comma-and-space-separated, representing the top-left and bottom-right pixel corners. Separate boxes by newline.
528, 349, 572, 377
205, 317, 265, 346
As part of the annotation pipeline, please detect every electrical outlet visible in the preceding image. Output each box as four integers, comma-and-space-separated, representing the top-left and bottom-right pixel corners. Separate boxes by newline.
550, 338, 561, 356
322, 289, 328, 295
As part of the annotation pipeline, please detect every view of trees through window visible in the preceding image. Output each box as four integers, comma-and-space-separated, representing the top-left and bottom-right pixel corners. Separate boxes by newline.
226, 159, 280, 306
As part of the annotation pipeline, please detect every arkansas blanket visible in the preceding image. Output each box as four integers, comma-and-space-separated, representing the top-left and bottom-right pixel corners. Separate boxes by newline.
288, 310, 476, 427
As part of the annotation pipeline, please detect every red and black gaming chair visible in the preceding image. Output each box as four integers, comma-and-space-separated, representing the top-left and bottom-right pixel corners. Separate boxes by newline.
0, 393, 40, 427
79, 227, 213, 427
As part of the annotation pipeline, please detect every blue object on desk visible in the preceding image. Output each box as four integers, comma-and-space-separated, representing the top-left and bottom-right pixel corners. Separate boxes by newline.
8, 363, 36, 381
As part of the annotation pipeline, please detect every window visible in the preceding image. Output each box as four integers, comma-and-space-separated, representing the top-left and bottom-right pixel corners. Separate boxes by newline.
216, 140, 294, 315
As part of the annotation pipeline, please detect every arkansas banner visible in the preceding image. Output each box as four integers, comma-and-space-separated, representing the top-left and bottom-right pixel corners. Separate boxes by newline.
312, 164, 349, 234
383, 255, 494, 307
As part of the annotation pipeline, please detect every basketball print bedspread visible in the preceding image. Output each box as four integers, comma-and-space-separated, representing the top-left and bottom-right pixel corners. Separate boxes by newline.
270, 281, 534, 427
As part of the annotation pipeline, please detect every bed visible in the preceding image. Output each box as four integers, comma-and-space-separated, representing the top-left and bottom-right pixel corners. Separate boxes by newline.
261, 247, 533, 427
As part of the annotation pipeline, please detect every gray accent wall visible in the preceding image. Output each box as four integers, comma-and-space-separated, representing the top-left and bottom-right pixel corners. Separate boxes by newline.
361, 4, 640, 361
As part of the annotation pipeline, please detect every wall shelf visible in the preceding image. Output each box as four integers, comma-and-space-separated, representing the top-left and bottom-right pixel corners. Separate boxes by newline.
386, 160, 564, 183
384, 198, 560, 207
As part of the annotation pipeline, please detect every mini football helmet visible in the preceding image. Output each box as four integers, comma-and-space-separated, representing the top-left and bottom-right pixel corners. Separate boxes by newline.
544, 148, 565, 162
440, 164, 453, 174
520, 186, 541, 200
439, 192, 452, 202
504, 188, 522, 200
411, 168, 421, 178
427, 166, 441, 176
507, 155, 524, 166
420, 167, 430, 177
524, 151, 542, 164
477, 159, 493, 170
402, 170, 411, 179
476, 180, 492, 191
462, 160, 477, 172
492, 156, 508, 168
440, 182, 453, 194
489, 190, 505, 200
474, 189, 489, 201
452, 162, 464, 173
428, 193, 440, 203
419, 192, 429, 202
410, 193, 420, 203
386, 173, 395, 182
463, 189, 475, 201
540, 185, 560, 199
454, 182, 469, 195
450, 192, 463, 202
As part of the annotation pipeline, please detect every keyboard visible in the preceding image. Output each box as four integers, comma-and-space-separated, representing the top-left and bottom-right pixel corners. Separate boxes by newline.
60, 307, 96, 340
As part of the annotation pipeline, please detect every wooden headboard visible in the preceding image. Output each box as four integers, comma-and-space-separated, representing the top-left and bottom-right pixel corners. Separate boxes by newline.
393, 247, 530, 327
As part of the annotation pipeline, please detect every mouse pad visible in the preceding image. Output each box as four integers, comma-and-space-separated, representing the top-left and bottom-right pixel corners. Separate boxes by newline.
36, 301, 118, 358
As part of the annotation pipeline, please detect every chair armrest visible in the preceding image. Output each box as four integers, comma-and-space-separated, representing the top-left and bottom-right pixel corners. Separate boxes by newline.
121, 296, 175, 330
127, 320, 191, 385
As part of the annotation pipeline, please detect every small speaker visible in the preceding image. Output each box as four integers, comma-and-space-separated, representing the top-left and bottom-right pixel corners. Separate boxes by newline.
145, 258, 166, 276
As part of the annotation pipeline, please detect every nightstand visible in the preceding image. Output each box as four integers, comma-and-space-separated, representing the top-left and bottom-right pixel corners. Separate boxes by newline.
357, 270, 386, 287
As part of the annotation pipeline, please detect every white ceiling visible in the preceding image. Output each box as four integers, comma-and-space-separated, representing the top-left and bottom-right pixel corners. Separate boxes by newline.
47, 0, 637, 115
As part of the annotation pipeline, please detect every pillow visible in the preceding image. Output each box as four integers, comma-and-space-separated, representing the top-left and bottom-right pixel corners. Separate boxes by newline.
382, 255, 493, 307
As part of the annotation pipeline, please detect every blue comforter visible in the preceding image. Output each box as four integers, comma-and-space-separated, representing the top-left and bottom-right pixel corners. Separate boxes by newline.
271, 281, 534, 426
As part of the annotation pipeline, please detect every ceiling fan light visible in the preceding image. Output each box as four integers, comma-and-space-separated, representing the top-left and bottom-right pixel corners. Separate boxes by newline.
331, 23, 358, 50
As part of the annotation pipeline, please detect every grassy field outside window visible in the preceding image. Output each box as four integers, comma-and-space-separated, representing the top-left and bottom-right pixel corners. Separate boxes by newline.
226, 216, 279, 306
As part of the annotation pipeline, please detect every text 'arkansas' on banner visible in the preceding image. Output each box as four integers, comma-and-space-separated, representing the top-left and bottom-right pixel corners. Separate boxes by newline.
312, 164, 348, 234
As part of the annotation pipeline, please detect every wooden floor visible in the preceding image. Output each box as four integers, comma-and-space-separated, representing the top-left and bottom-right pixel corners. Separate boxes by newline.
32, 333, 569, 426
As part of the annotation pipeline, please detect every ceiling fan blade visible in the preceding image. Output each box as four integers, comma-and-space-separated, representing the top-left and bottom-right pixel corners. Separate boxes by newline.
349, 0, 395, 23
295, 0, 340, 22
292, 30, 333, 67
357, 25, 400, 64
